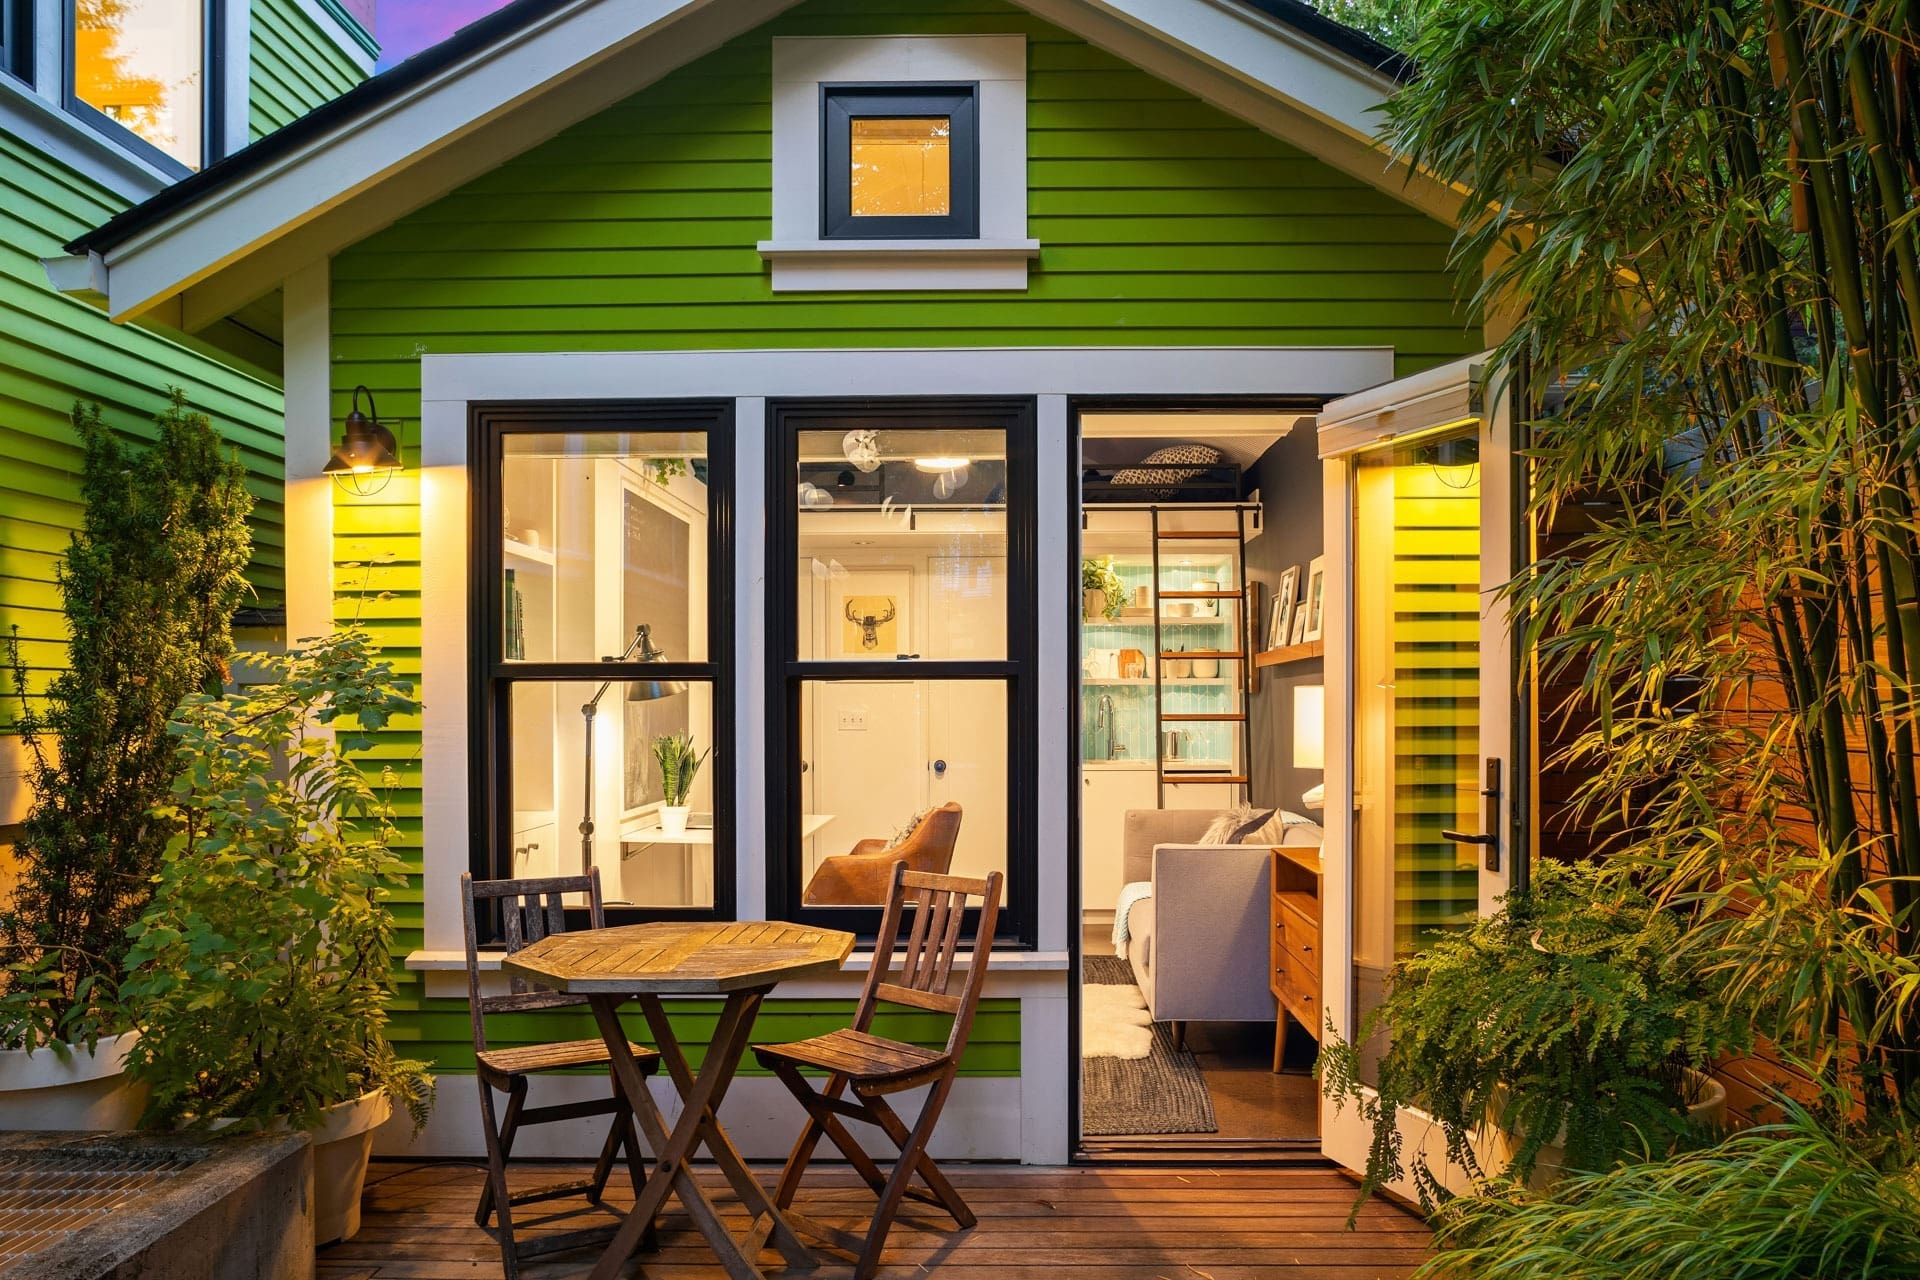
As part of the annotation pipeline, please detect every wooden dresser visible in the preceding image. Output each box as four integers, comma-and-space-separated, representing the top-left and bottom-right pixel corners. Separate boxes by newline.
1269, 844, 1324, 1073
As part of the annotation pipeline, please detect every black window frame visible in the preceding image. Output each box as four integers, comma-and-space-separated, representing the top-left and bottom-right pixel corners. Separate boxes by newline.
820, 83, 980, 241
62, 0, 224, 176
468, 399, 737, 941
1, 0, 30, 83
765, 397, 1037, 948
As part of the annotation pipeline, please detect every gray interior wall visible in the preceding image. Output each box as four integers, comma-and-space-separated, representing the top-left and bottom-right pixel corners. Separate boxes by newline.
1245, 427, 1326, 815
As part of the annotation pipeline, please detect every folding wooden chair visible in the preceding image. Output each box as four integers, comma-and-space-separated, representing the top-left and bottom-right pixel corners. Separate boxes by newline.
753, 864, 1005, 1280
460, 870, 659, 1279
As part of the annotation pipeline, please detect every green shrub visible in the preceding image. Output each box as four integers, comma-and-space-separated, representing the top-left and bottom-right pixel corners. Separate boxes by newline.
119, 628, 430, 1133
0, 395, 252, 1050
1319, 861, 1743, 1205
1416, 1106, 1920, 1280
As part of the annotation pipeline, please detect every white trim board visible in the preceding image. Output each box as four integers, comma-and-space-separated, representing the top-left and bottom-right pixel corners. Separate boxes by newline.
419, 346, 1395, 405
64, 0, 1462, 334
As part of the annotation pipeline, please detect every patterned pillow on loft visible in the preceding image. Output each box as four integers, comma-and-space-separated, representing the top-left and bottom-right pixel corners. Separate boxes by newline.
1110, 443, 1227, 498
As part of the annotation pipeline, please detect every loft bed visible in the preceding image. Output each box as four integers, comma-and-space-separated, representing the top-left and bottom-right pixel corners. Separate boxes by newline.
1079, 450, 1243, 504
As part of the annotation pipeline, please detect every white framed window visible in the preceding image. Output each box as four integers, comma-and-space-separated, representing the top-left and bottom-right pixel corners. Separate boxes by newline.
761, 35, 1037, 292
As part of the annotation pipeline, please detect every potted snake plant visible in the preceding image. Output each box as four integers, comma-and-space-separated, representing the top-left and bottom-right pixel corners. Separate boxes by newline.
652, 731, 709, 837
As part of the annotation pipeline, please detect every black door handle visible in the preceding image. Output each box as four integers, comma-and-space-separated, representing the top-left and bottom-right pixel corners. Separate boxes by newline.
1441, 829, 1496, 846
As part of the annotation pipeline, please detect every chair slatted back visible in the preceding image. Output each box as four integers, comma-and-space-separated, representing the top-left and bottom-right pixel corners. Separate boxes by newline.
857, 865, 1004, 1059
460, 870, 605, 1054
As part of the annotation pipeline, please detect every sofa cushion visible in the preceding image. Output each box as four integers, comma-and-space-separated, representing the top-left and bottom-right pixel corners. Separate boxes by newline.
1125, 897, 1156, 1009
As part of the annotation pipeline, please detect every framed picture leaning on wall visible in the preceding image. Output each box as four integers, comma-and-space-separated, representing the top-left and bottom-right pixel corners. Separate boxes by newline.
1269, 564, 1299, 648
1303, 555, 1327, 642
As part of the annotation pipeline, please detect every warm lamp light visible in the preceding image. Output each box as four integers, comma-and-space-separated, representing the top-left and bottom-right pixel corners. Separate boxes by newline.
323, 385, 402, 497
1293, 684, 1325, 771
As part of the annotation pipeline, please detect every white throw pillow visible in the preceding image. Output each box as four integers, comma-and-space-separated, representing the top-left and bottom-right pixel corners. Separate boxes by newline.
1199, 801, 1268, 845
1245, 809, 1315, 847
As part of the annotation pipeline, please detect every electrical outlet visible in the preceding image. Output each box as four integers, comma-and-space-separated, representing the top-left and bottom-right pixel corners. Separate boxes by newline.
838, 712, 867, 731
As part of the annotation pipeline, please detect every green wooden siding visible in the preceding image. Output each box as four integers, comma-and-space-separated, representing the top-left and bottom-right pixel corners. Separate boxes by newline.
330, 0, 1477, 1073
0, 133, 286, 717
249, 0, 366, 141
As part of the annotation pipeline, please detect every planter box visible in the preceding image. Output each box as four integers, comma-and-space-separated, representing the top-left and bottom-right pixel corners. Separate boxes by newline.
0, 1032, 149, 1131
0, 1130, 312, 1279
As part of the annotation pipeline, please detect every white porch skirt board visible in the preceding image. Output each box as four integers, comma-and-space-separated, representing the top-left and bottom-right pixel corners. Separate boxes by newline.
373, 1073, 1022, 1162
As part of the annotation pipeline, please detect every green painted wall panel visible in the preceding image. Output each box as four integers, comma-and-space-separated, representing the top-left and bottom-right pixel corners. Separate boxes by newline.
328, 0, 1479, 1074
249, 0, 365, 141
0, 132, 287, 725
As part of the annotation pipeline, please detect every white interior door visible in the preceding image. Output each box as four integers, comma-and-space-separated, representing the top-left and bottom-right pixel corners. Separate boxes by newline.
1317, 355, 1518, 1193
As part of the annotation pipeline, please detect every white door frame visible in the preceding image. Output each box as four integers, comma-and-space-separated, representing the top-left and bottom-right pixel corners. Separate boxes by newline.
1316, 352, 1523, 1192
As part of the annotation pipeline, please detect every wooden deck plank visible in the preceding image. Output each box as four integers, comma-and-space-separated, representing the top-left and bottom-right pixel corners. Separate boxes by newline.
321, 1162, 1429, 1278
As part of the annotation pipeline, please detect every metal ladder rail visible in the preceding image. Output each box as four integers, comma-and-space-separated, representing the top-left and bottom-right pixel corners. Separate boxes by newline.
1150, 504, 1165, 808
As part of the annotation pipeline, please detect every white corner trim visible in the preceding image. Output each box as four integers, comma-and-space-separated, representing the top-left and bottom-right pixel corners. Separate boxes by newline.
768, 34, 1032, 292
755, 239, 1041, 292
283, 261, 335, 649
41, 251, 109, 305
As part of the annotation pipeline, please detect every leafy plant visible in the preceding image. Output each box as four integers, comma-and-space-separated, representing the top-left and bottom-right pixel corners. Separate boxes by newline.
1415, 1103, 1920, 1280
1319, 861, 1742, 1205
1081, 557, 1126, 619
0, 394, 252, 1050
119, 628, 431, 1133
1380, 0, 1920, 1130
651, 731, 708, 807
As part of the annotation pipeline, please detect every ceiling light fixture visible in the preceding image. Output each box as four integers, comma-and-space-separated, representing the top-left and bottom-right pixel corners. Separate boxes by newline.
914, 456, 968, 472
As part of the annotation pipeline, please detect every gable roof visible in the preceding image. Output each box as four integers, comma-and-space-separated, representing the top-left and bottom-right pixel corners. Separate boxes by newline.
57, 0, 1447, 345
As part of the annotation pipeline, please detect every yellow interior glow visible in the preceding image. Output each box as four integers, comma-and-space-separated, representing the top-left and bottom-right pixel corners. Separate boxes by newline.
850, 116, 951, 217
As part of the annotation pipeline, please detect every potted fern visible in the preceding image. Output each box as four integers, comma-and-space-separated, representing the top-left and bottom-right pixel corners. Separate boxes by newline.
119, 628, 431, 1243
0, 396, 251, 1130
1319, 860, 1742, 1205
652, 731, 709, 837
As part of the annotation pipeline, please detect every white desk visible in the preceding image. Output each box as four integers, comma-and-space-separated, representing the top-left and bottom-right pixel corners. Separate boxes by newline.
623, 813, 835, 847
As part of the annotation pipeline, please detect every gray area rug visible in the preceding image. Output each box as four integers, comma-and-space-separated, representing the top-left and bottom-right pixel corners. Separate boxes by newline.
1081, 955, 1218, 1135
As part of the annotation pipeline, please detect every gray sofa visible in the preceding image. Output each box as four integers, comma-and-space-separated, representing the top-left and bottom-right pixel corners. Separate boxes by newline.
1119, 809, 1323, 1040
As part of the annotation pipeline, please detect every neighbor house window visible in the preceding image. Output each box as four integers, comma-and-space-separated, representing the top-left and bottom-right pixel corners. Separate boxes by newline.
1, 1, 30, 82
69, 0, 208, 170
822, 85, 978, 239
471, 402, 735, 930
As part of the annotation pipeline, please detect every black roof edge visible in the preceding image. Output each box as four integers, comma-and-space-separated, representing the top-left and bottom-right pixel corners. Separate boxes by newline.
65, 0, 1408, 260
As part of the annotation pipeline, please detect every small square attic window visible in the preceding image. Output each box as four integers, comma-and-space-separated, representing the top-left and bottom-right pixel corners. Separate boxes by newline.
822, 84, 979, 240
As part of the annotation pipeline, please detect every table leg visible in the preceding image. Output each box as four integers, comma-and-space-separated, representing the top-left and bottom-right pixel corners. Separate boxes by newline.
586, 994, 756, 1280
636, 993, 816, 1270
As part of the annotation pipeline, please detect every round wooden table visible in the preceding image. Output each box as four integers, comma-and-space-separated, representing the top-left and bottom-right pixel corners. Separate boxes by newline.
503, 920, 856, 1280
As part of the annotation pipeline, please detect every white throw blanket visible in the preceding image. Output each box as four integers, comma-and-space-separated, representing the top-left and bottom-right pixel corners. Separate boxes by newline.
1111, 881, 1154, 956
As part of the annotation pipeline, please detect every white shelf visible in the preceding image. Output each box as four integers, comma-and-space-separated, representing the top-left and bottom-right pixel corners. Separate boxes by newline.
503, 537, 556, 567
1084, 618, 1232, 628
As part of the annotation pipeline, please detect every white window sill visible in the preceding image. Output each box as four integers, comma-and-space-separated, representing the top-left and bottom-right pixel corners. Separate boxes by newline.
756, 239, 1041, 292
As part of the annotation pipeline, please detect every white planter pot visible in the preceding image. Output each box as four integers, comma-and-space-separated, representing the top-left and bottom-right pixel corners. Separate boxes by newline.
308, 1089, 391, 1245
1083, 588, 1108, 620
1489, 1069, 1726, 1188
659, 805, 691, 837
0, 1030, 149, 1130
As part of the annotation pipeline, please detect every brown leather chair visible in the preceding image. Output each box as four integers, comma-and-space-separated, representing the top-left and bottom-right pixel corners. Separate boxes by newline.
802, 802, 963, 905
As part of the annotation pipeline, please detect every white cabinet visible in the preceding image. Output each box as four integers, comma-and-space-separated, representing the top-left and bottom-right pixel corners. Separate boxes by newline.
1081, 765, 1157, 919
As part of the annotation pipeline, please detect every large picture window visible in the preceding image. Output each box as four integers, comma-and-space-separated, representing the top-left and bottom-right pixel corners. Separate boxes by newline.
767, 400, 1036, 944
67, 0, 212, 171
471, 402, 733, 927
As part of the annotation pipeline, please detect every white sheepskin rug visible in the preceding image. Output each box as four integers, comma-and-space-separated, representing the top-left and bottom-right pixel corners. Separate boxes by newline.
1081, 982, 1155, 1059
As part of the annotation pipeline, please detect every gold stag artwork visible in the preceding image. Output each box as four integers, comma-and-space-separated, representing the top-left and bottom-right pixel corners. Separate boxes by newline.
841, 595, 899, 654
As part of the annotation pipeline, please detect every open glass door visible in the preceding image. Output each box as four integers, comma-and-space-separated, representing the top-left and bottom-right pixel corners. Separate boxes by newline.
1317, 356, 1522, 1192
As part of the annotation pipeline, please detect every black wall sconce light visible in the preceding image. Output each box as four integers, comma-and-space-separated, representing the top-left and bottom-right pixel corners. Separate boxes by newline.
323, 385, 402, 497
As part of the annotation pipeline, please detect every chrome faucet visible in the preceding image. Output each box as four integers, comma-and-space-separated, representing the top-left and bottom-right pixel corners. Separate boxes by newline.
1095, 694, 1120, 760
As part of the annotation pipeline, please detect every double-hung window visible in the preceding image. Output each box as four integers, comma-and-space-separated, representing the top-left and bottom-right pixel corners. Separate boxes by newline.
471, 402, 735, 929
67, 0, 216, 171
767, 400, 1038, 945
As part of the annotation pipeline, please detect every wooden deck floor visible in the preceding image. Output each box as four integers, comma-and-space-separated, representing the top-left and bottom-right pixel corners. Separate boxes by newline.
318, 1160, 1431, 1279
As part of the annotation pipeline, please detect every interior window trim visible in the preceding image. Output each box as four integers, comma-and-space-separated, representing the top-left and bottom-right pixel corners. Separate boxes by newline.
467, 399, 738, 941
